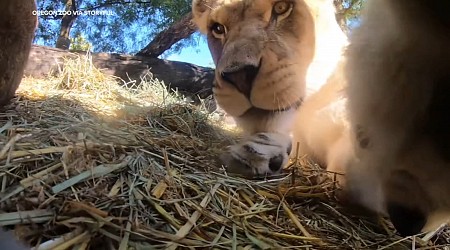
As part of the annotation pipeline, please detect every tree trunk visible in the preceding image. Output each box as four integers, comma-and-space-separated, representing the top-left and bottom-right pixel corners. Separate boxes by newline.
55, 0, 78, 50
136, 12, 197, 58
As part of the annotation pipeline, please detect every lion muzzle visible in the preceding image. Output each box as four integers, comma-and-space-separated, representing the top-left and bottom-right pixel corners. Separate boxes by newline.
216, 26, 265, 98
220, 63, 261, 98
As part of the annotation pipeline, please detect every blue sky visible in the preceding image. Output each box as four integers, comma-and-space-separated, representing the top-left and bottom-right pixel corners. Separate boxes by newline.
166, 39, 214, 68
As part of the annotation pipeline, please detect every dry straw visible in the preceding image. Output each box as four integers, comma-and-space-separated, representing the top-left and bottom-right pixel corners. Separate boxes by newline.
0, 54, 449, 249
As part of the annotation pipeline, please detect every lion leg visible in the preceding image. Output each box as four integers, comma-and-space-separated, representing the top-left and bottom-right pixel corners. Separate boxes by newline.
325, 130, 353, 187
0, 0, 38, 107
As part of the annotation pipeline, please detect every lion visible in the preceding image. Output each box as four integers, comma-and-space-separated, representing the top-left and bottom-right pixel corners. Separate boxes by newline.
0, 0, 38, 107
192, 0, 450, 237
191, 0, 350, 179
345, 0, 450, 236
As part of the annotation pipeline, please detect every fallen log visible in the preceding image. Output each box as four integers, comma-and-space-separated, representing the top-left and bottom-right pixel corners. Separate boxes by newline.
24, 45, 215, 101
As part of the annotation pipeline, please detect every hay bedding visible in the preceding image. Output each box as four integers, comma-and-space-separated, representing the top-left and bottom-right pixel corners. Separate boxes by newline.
0, 58, 449, 250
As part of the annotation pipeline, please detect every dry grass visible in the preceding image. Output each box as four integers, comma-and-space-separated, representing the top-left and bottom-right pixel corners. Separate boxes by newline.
0, 54, 449, 249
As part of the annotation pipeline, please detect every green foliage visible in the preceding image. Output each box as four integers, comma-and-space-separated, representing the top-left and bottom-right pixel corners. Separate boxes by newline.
342, 0, 364, 19
335, 0, 365, 30
35, 0, 193, 54
70, 32, 93, 51
342, 0, 365, 28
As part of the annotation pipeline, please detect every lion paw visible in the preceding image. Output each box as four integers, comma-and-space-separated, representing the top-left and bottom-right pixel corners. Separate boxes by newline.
220, 132, 292, 177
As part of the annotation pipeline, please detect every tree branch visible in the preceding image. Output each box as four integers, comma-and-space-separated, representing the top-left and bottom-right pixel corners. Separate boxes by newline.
82, 1, 153, 11
136, 12, 197, 58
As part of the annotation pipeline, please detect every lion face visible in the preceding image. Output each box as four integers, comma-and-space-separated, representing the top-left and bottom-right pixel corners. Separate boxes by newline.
192, 0, 317, 117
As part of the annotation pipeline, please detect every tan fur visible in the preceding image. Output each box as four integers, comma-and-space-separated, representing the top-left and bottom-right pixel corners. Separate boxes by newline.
192, 0, 351, 178
0, 0, 38, 106
293, 61, 351, 183
192, 0, 346, 120
345, 0, 450, 235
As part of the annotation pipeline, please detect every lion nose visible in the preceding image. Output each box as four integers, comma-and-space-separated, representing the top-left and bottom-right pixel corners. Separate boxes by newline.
220, 64, 260, 97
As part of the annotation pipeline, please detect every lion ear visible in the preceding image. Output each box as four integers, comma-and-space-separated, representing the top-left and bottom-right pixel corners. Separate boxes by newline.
192, 0, 216, 34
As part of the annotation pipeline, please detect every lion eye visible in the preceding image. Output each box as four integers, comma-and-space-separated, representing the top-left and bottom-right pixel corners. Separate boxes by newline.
211, 22, 226, 37
273, 1, 292, 16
